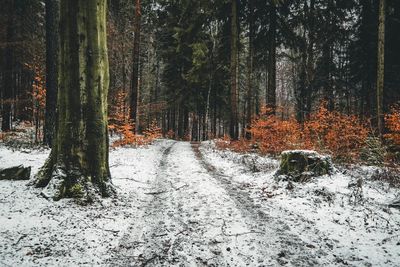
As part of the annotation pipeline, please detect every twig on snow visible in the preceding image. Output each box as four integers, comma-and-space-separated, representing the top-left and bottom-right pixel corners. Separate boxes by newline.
140, 254, 159, 267
173, 184, 189, 191
13, 234, 27, 246
144, 191, 167, 195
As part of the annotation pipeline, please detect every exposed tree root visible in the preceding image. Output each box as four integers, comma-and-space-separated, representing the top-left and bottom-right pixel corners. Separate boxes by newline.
33, 156, 115, 202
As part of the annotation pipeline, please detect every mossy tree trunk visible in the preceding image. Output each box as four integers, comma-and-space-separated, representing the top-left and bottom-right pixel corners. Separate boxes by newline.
35, 0, 114, 201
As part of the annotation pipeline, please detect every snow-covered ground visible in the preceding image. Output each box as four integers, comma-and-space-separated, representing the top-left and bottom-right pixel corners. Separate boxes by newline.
0, 140, 399, 266
200, 141, 400, 266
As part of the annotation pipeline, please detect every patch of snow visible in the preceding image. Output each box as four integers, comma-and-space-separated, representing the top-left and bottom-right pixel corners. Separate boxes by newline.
200, 141, 400, 266
0, 140, 399, 266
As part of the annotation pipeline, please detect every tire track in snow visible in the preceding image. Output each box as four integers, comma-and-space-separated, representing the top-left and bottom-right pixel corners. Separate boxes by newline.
109, 141, 329, 266
109, 141, 277, 266
192, 143, 329, 266
107, 140, 177, 266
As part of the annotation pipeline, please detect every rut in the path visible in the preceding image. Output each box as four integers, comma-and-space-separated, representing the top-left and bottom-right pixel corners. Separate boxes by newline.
108, 141, 332, 267
107, 141, 177, 267
191, 143, 330, 266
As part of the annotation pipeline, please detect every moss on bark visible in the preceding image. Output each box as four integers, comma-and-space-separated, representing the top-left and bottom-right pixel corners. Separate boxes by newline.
34, 0, 114, 201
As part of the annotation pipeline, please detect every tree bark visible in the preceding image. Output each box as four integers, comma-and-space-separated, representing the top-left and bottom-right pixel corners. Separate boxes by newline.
44, 0, 60, 147
34, 0, 114, 201
230, 0, 239, 140
1, 1, 14, 132
245, 0, 254, 139
266, 3, 277, 110
376, 0, 385, 136
130, 0, 141, 134
324, 0, 334, 111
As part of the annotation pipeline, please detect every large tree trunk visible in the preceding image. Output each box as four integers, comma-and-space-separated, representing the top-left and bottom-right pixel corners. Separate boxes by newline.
229, 0, 239, 140
130, 0, 141, 134
43, 0, 60, 147
1, 1, 14, 132
34, 0, 114, 201
376, 0, 385, 136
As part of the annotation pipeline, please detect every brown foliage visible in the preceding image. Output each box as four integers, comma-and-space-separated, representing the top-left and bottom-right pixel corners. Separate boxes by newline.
303, 104, 370, 161
219, 103, 371, 162
385, 106, 400, 147
250, 107, 302, 155
215, 135, 252, 153
108, 90, 161, 147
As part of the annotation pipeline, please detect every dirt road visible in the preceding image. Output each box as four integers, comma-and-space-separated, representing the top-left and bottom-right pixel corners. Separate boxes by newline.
110, 141, 326, 266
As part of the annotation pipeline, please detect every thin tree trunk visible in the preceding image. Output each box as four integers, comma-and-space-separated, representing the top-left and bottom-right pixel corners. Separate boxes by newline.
376, 0, 385, 136
302, 0, 315, 122
130, 0, 141, 134
34, 0, 114, 201
323, 0, 334, 111
266, 3, 277, 110
44, 0, 60, 147
245, 0, 254, 139
230, 0, 239, 140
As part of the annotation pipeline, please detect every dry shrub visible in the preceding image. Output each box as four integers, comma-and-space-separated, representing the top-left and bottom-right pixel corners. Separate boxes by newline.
143, 120, 162, 141
108, 91, 161, 147
215, 135, 232, 150
371, 168, 400, 188
166, 130, 175, 139
250, 107, 302, 155
0, 132, 7, 142
111, 120, 161, 147
303, 103, 370, 161
247, 103, 370, 162
215, 135, 252, 153
385, 106, 400, 147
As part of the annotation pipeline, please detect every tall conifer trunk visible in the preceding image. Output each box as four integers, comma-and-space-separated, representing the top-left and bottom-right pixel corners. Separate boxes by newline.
245, 0, 254, 139
230, 0, 239, 140
35, 0, 114, 201
44, 0, 59, 146
1, 0, 14, 132
376, 0, 385, 136
130, 0, 141, 134
266, 3, 277, 110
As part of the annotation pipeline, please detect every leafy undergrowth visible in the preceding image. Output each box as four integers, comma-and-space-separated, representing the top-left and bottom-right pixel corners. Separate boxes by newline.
216, 103, 400, 167
108, 90, 162, 147
109, 120, 162, 148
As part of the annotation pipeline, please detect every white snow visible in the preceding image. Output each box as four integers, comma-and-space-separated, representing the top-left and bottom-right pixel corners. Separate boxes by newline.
0, 140, 399, 266
200, 141, 400, 266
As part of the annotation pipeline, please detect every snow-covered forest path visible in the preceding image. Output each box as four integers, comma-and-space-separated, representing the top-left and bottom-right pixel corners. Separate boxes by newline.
110, 141, 317, 266
1, 140, 399, 266
115, 141, 330, 266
